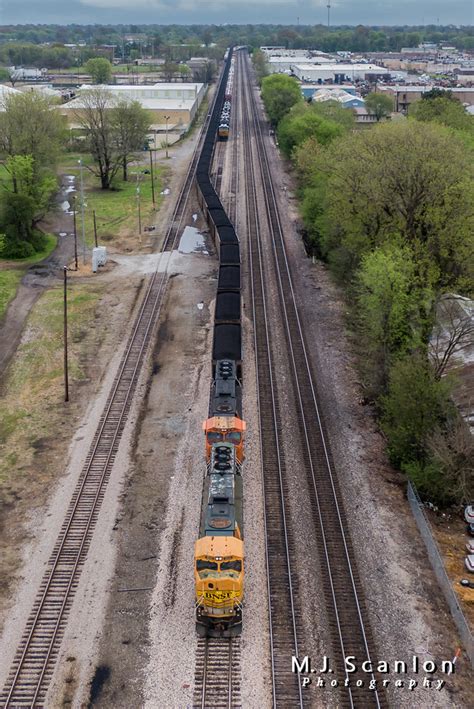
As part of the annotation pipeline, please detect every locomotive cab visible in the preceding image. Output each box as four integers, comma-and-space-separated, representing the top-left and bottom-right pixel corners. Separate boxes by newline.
203, 416, 246, 463
195, 536, 244, 637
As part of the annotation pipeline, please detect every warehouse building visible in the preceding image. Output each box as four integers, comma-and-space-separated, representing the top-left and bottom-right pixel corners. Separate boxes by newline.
377, 85, 474, 112
292, 62, 389, 83
60, 82, 206, 132
312, 87, 366, 109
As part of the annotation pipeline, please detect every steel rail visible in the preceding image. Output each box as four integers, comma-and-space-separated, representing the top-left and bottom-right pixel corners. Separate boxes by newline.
239, 51, 304, 709
1, 68, 225, 709
195, 637, 239, 709
244, 52, 385, 708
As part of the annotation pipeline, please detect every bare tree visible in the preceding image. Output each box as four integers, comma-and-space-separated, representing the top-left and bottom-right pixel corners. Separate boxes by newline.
75, 88, 119, 189
429, 294, 474, 380
74, 89, 150, 189
427, 418, 474, 504
112, 98, 150, 181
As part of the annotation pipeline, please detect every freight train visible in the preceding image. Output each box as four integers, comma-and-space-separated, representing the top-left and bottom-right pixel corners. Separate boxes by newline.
218, 54, 235, 140
194, 47, 245, 637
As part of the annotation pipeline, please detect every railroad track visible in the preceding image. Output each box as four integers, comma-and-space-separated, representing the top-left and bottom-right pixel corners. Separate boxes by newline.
238, 51, 304, 709
193, 637, 241, 709
0, 74, 224, 709
241, 51, 386, 709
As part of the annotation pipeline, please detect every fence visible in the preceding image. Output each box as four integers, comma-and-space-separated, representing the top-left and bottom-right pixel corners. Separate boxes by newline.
407, 482, 473, 668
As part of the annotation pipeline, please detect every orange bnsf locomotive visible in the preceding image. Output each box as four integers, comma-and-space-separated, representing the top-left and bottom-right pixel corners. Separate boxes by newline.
195, 360, 245, 637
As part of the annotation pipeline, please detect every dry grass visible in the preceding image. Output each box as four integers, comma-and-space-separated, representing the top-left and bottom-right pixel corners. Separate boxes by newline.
0, 282, 103, 486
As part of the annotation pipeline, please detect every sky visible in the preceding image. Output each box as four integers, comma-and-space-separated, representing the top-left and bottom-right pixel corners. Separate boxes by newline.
0, 0, 472, 27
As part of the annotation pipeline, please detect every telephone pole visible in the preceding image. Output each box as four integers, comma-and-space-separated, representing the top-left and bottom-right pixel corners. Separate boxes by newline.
63, 267, 69, 402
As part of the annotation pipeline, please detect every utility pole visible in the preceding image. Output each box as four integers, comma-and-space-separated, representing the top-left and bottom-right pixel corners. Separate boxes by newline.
93, 210, 98, 248
149, 147, 156, 208
164, 115, 170, 159
327, 0, 331, 28
136, 175, 142, 244
72, 194, 78, 270
78, 159, 86, 264
63, 267, 69, 402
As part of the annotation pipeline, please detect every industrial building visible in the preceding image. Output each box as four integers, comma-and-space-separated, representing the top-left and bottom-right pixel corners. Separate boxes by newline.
312, 87, 366, 109
292, 63, 389, 83
59, 82, 206, 132
377, 85, 474, 112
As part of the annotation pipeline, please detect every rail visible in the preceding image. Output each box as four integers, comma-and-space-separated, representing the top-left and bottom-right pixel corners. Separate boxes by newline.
0, 66, 226, 709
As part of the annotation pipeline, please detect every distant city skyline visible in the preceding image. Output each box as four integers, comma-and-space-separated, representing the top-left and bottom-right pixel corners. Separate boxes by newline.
0, 0, 472, 27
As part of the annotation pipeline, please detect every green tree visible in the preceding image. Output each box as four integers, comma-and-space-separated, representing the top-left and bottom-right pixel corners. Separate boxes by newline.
0, 91, 65, 168
365, 92, 394, 121
0, 192, 45, 257
85, 57, 112, 84
112, 98, 151, 181
161, 59, 179, 82
277, 103, 345, 158
311, 122, 474, 288
252, 49, 269, 84
356, 243, 432, 393
381, 354, 454, 476
261, 74, 302, 127
5, 154, 57, 218
310, 100, 355, 131
410, 96, 474, 133
0, 68, 11, 83
178, 63, 191, 81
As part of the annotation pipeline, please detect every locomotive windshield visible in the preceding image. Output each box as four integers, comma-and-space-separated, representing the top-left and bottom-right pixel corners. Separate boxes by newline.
207, 432, 223, 443
196, 560, 218, 571
220, 560, 242, 573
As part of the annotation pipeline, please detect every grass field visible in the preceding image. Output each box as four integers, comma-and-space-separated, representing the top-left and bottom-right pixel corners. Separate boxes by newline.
0, 270, 22, 319
59, 152, 163, 246
0, 282, 103, 483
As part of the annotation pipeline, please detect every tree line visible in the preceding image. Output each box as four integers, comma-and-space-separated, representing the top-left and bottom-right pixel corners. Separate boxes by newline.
260, 73, 474, 505
0, 23, 473, 57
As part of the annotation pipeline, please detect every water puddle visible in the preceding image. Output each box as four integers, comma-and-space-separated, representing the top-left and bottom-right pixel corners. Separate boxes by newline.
178, 226, 207, 254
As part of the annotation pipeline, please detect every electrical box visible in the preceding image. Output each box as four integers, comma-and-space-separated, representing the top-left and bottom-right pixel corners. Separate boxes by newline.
92, 246, 107, 273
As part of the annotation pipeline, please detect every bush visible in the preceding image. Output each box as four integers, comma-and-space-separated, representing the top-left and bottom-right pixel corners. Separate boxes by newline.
402, 459, 452, 506
381, 353, 454, 468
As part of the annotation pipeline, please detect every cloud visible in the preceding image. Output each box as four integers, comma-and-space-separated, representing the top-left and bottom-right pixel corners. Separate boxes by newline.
1, 0, 472, 25
79, 0, 309, 8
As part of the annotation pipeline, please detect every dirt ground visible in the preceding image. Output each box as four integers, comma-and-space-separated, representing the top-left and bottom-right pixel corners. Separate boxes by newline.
428, 510, 474, 627
0, 97, 211, 656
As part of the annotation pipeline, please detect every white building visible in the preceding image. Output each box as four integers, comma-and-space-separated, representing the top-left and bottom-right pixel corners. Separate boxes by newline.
292, 63, 389, 83
60, 82, 206, 131
0, 84, 22, 107
312, 88, 366, 109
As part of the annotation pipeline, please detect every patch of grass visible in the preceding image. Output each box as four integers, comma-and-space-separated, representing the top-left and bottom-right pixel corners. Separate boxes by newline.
0, 270, 22, 318
0, 282, 103, 483
59, 152, 95, 170
59, 151, 163, 246
83, 170, 162, 245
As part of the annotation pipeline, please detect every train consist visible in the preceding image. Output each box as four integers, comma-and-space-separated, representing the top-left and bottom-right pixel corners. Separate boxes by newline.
218, 54, 235, 140
194, 48, 246, 637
